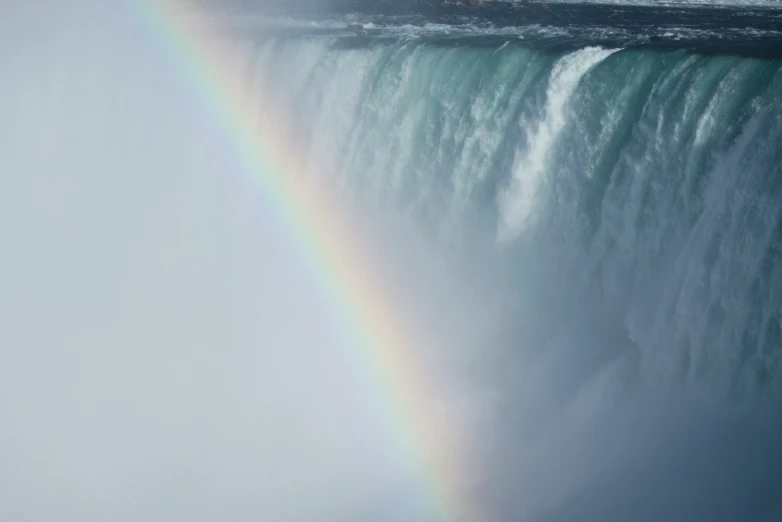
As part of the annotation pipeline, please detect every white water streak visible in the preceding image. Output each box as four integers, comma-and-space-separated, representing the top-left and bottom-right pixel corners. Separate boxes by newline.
497, 47, 619, 242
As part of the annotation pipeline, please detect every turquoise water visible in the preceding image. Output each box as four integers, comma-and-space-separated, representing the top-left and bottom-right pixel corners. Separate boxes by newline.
251, 36, 782, 399
241, 33, 782, 519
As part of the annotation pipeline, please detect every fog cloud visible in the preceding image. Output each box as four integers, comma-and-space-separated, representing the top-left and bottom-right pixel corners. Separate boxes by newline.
3, 3, 782, 522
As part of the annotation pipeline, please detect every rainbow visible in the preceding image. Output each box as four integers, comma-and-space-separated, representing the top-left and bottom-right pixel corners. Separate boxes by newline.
130, 1, 482, 521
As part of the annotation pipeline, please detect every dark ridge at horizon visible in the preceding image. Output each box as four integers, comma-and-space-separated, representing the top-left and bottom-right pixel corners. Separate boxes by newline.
198, 0, 782, 10
202, 0, 782, 59
209, 0, 782, 27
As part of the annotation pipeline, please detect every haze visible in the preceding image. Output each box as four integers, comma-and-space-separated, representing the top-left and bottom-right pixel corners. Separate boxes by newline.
2, 2, 782, 522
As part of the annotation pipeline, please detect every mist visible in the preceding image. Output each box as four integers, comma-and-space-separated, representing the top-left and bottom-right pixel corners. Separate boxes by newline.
0, 3, 497, 521
3, 2, 782, 522
0, 3, 406, 521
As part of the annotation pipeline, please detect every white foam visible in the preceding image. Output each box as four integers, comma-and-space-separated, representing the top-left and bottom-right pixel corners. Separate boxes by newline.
497, 47, 620, 242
